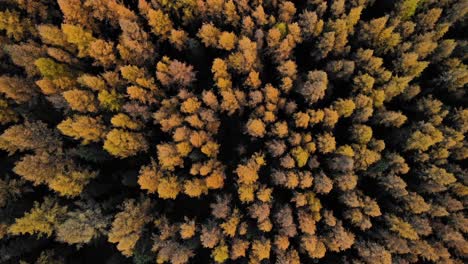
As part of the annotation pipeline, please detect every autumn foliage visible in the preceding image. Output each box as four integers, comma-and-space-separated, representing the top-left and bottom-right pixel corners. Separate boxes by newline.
0, 0, 467, 263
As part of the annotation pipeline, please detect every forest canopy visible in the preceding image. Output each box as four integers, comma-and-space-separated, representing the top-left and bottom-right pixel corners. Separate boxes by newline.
0, 0, 467, 263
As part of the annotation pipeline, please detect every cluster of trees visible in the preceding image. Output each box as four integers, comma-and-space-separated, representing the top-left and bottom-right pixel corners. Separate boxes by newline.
0, 0, 467, 263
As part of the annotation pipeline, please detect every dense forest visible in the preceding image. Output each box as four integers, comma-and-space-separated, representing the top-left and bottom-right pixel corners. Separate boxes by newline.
0, 0, 467, 263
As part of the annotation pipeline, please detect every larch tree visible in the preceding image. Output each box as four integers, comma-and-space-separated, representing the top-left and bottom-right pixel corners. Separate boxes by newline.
103, 129, 148, 158
108, 199, 152, 257
0, 0, 467, 263
9, 197, 67, 238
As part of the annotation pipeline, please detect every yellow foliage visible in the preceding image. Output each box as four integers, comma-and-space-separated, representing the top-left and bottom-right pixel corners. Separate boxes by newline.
0, 99, 17, 125
88, 39, 116, 67
351, 125, 373, 144
275, 235, 290, 251
220, 90, 240, 114
181, 97, 201, 114
37, 24, 69, 47
103, 129, 148, 158
127, 85, 155, 104
212, 58, 229, 81
111, 113, 142, 130
246, 118, 266, 137
263, 111, 276, 123
198, 161, 213, 176
108, 199, 152, 256
306, 192, 322, 217
0, 10, 30, 41
285, 171, 299, 188
406, 123, 444, 151
63, 89, 98, 113
62, 24, 95, 57
316, 132, 336, 154
217, 78, 232, 91
231, 239, 249, 260
199, 23, 221, 47
272, 121, 289, 138
302, 235, 326, 258
157, 176, 181, 199
36, 79, 58, 95
238, 184, 256, 203
245, 71, 261, 89
77, 74, 106, 91
97, 89, 123, 111
236, 164, 259, 185
294, 112, 310, 128
57, 115, 106, 144
184, 178, 208, 197
0, 76, 35, 103
291, 146, 309, 168
333, 99, 356, 117
189, 131, 208, 147
169, 29, 188, 50
49, 170, 97, 197
257, 186, 272, 202
220, 211, 240, 237
201, 141, 220, 157
238, 222, 248, 236
185, 114, 204, 128
179, 219, 196, 239
33, 58, 69, 81
304, 142, 316, 153
137, 161, 160, 194
251, 239, 271, 261
202, 90, 219, 109
258, 219, 273, 232
212, 243, 229, 263
147, 9, 173, 38
298, 210, 316, 235
308, 110, 325, 124
236, 153, 264, 187
176, 141, 193, 157
9, 197, 67, 237
218, 31, 237, 51
372, 89, 386, 107
336, 145, 355, 157
157, 143, 184, 171
172, 126, 191, 142
323, 108, 339, 128
205, 170, 225, 189
387, 215, 419, 240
